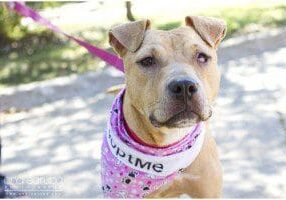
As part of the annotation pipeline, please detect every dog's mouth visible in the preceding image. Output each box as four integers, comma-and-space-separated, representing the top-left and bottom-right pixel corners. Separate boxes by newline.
149, 108, 212, 128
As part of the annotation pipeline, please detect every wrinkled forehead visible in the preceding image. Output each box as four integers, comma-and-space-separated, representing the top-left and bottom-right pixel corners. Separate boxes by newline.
137, 27, 211, 57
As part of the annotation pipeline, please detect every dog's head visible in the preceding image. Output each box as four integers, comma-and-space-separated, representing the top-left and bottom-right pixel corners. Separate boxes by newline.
109, 16, 226, 129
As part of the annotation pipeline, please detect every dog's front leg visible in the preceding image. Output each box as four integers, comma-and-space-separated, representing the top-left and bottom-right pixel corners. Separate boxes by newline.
145, 173, 201, 198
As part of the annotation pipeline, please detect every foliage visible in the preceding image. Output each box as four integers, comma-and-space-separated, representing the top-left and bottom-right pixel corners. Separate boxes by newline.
26, 2, 71, 10
1, 4, 286, 87
205, 5, 286, 38
0, 2, 70, 45
0, 34, 103, 86
155, 5, 286, 38
0, 3, 27, 45
157, 22, 181, 31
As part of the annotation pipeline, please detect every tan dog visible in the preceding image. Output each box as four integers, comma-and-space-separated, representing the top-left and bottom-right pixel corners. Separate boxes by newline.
107, 16, 226, 198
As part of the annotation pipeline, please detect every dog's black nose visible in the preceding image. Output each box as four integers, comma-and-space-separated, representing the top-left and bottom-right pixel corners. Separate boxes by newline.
168, 78, 198, 99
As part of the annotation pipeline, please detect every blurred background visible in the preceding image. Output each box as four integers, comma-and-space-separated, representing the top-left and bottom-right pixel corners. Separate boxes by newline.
0, 0, 286, 198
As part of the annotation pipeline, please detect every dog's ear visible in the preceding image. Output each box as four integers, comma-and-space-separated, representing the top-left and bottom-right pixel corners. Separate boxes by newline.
109, 19, 151, 57
185, 16, 226, 48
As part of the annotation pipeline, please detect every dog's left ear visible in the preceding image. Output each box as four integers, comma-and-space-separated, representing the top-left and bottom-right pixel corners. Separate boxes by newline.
185, 16, 227, 48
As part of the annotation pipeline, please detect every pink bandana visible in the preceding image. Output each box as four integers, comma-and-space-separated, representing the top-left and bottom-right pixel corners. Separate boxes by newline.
101, 89, 205, 198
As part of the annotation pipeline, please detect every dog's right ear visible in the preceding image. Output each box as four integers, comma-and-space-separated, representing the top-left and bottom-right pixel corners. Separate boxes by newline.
109, 19, 151, 57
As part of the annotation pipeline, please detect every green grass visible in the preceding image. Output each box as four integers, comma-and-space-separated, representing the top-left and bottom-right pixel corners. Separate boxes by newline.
1, 4, 286, 87
155, 5, 286, 38
157, 22, 182, 31
205, 5, 286, 38
0, 33, 105, 87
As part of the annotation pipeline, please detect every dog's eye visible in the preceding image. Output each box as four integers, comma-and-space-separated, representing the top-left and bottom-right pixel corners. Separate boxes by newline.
138, 56, 155, 67
196, 52, 209, 64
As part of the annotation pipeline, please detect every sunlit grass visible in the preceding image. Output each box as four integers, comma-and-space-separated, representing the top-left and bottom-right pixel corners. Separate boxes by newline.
0, 39, 102, 86
155, 4, 286, 38
204, 5, 286, 37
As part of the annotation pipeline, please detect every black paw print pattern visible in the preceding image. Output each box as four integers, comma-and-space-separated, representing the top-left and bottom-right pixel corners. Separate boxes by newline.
142, 184, 150, 191
141, 180, 152, 191
128, 171, 139, 178
121, 171, 139, 184
122, 177, 131, 184
102, 184, 111, 193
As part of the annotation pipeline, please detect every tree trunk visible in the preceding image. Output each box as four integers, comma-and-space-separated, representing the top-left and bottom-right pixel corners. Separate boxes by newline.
125, 1, 135, 21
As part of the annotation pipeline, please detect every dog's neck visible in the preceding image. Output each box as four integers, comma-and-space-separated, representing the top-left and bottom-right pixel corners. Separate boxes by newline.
123, 92, 193, 147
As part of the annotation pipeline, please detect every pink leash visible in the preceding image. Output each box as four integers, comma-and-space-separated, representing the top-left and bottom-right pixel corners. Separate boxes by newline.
8, 2, 124, 72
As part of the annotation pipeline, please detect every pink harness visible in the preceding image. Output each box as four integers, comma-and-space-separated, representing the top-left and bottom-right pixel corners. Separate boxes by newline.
101, 89, 205, 198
